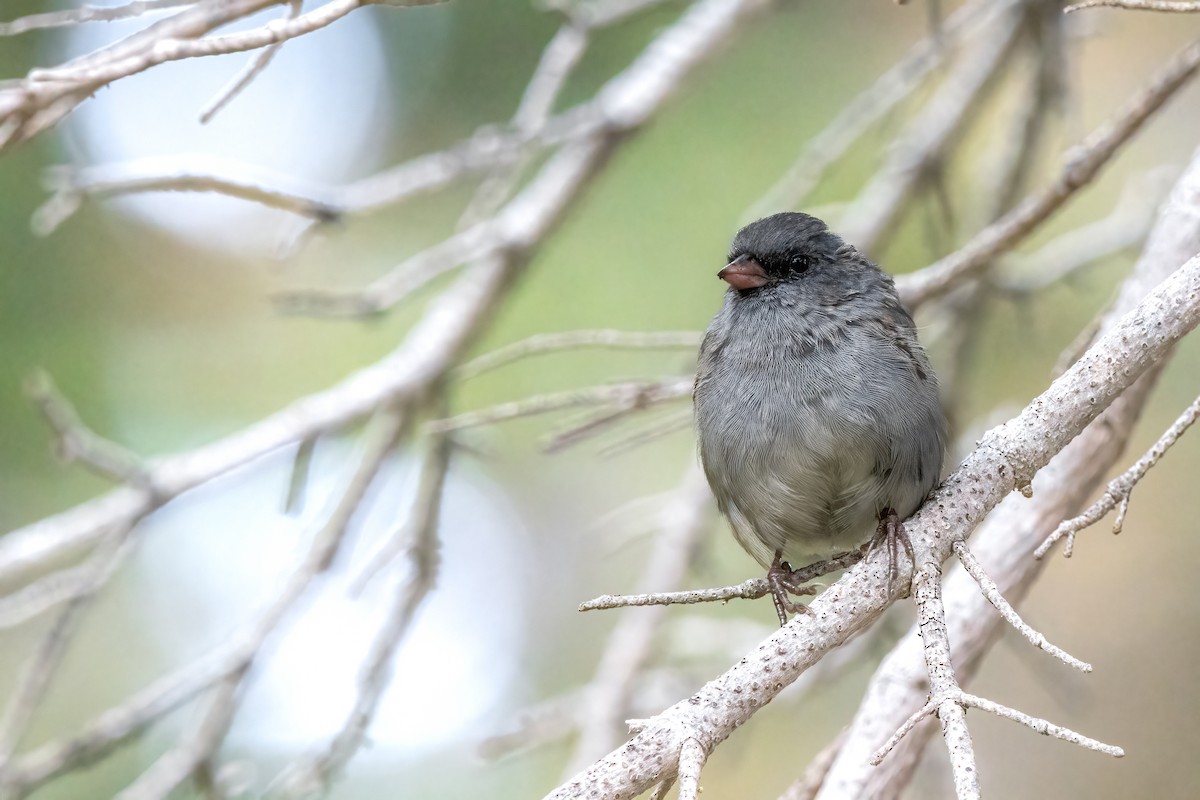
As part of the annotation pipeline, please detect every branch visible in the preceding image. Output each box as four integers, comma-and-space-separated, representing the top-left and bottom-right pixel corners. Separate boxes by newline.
456, 330, 701, 380
1066, 0, 1200, 10
837, 1, 1023, 254
197, 0, 303, 124
274, 427, 452, 796
817, 145, 1200, 799
897, 36, 1200, 310
743, 0, 999, 220
0, 1, 197, 36
546, 251, 1200, 799
426, 378, 692, 433
1038, 391, 1200, 557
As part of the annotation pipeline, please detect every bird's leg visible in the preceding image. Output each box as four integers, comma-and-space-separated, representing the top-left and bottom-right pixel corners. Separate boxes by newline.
873, 506, 913, 590
767, 547, 869, 625
768, 551, 816, 626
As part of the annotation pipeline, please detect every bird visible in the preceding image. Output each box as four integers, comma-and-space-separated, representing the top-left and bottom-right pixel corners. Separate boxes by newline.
693, 212, 948, 624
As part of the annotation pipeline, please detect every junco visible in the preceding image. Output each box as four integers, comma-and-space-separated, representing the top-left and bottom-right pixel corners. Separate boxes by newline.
693, 212, 947, 623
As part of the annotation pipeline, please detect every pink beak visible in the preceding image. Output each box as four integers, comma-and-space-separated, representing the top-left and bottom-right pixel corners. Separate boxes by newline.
718, 254, 768, 290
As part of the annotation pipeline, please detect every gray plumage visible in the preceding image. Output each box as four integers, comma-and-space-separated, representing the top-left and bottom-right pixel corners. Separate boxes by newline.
694, 212, 947, 568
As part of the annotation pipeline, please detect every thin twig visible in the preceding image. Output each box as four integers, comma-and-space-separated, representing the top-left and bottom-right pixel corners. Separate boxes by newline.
838, 2, 1023, 253
426, 378, 692, 434
113, 406, 412, 800
1038, 392, 1200, 557
0, 521, 140, 789
578, 548, 866, 611
276, 428, 451, 796
1066, 0, 1200, 11
744, 0, 999, 221
0, 1, 197, 36
951, 541, 1091, 671
898, 36, 1200, 309
457, 330, 701, 380
198, 0, 303, 124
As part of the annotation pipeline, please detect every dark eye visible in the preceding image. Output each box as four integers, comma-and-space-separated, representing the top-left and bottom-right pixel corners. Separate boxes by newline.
790, 254, 811, 273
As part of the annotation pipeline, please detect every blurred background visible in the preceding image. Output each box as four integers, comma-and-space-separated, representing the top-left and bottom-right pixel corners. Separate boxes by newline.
1, 0, 1200, 797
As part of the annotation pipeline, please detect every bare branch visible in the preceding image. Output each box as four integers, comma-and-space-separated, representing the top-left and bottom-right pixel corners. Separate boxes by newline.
819, 146, 1200, 800
898, 36, 1200, 309
951, 541, 1091, 672
457, 330, 701, 380
198, 0, 303, 124
1038, 391, 1200, 557
546, 251, 1200, 799
743, 0, 999, 220
577, 547, 865, 612
0, 1, 197, 36
676, 738, 706, 800
25, 371, 149, 487
426, 378, 692, 434
1066, 0, 1200, 11
838, 1, 1023, 253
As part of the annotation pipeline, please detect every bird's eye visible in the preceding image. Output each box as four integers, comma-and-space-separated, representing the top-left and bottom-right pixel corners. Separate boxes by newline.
790, 254, 811, 273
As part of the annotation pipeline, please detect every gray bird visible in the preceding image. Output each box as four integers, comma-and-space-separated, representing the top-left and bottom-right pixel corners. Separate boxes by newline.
693, 212, 947, 622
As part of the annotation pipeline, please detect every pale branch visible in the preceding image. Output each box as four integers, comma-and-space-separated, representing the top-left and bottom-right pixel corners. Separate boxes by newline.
1, 0, 283, 153
112, 406, 412, 800
114, 677, 243, 800
0, 523, 139, 789
951, 541, 1091, 672
578, 547, 865, 611
991, 168, 1171, 296
817, 146, 1200, 799
27, 0, 742, 236
596, 408, 694, 457
25, 371, 150, 487
676, 738, 706, 800
908, 560, 979, 799
1066, 0, 1200, 10
426, 378, 692, 434
0, 130, 623, 595
33, 159, 341, 237
579, 579, 768, 611
546, 253, 1200, 800
198, 0, 303, 124
273, 223, 499, 317
456, 330, 701, 380
564, 466, 713, 774
0, 1, 197, 36
837, 0, 1023, 254
1038, 391, 1200, 557
275, 429, 452, 797
352, 427, 453, 594
743, 0, 998, 221
897, 36, 1200, 310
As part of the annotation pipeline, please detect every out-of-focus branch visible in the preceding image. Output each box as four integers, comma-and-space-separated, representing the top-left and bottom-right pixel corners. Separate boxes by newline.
1038, 391, 1200, 557
743, 0, 999, 221
198, 0, 303, 124
837, 1, 1023, 254
273, 425, 453, 797
457, 330, 701, 380
897, 36, 1200, 310
0, 1, 445, 154
426, 378, 692, 433
546, 251, 1200, 799
0, 1, 197, 36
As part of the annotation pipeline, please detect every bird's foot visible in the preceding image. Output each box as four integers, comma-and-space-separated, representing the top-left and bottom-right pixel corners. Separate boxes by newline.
767, 548, 868, 626
872, 507, 914, 593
